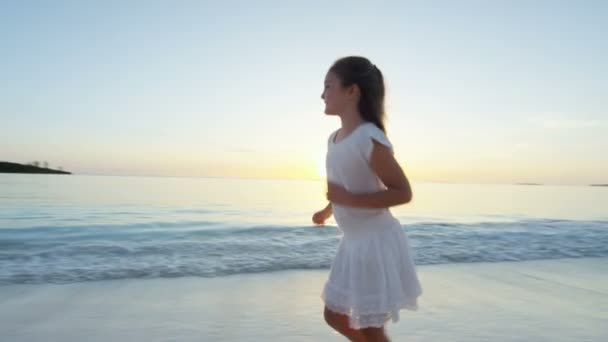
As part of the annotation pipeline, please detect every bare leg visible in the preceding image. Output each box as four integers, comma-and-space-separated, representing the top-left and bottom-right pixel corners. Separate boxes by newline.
324, 306, 366, 341
361, 326, 390, 342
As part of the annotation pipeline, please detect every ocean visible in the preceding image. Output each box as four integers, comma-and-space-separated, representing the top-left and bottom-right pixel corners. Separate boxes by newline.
1, 174, 607, 285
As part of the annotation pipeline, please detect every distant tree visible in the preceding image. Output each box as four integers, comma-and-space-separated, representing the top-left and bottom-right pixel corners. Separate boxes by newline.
43, 161, 49, 169
32, 161, 40, 167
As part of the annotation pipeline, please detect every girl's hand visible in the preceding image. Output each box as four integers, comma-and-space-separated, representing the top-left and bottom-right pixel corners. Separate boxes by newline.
312, 209, 331, 225
326, 182, 352, 206
312, 202, 333, 226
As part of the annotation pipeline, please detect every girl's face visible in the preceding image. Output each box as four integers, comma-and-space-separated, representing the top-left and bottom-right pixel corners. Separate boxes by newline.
321, 71, 355, 116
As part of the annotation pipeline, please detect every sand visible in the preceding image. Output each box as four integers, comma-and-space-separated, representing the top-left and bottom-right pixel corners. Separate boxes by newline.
1, 257, 607, 341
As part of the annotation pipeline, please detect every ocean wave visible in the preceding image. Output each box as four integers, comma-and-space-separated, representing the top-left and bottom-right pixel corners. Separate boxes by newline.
1, 219, 607, 284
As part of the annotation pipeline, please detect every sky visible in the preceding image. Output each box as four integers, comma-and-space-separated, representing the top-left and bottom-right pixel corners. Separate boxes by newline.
1, 1, 607, 185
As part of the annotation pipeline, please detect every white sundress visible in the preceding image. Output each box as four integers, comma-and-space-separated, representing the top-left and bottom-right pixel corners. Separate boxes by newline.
321, 122, 422, 329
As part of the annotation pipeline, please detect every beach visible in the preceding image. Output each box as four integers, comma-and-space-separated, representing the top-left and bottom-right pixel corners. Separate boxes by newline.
2, 175, 607, 341
3, 1, 607, 340
2, 257, 606, 341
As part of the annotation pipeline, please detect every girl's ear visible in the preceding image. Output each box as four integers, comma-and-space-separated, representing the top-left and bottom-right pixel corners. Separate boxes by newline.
348, 84, 361, 100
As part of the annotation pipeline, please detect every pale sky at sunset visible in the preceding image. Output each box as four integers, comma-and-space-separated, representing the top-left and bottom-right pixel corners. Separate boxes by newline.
2, 1, 606, 185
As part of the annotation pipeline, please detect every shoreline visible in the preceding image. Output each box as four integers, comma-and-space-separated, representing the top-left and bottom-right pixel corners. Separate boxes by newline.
1, 257, 606, 341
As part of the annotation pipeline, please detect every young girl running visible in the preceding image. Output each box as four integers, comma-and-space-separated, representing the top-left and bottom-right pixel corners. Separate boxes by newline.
312, 56, 422, 342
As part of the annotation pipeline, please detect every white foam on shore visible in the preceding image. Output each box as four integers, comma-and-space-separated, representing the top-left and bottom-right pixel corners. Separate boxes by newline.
1, 257, 607, 341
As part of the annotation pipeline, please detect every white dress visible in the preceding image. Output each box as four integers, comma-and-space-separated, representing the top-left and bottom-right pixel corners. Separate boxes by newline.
321, 122, 422, 329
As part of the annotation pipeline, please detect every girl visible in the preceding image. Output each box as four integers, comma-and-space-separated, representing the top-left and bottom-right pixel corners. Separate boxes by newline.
312, 56, 422, 342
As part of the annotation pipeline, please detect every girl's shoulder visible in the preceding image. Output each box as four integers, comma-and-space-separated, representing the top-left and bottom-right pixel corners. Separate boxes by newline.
356, 123, 393, 160
327, 122, 393, 157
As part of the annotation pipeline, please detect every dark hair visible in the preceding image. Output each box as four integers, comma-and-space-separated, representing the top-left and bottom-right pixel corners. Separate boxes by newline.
329, 56, 386, 132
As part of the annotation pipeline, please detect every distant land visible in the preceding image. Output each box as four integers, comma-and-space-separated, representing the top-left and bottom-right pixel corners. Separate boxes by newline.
0, 161, 71, 174
515, 182, 542, 186
590, 184, 608, 187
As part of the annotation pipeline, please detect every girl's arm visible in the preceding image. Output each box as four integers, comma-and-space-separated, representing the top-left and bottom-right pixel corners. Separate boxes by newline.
322, 202, 333, 214
327, 140, 412, 208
